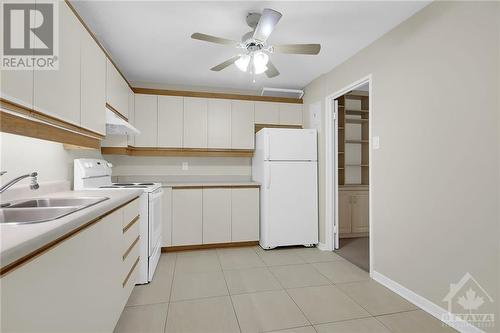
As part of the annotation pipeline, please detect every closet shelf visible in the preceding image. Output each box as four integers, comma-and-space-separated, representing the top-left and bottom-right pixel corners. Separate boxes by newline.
345, 109, 369, 115
345, 164, 369, 167
345, 140, 369, 144
345, 118, 368, 124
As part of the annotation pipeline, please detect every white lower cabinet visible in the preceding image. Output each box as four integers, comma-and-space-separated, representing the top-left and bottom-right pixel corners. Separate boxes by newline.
0, 199, 140, 332
203, 188, 231, 244
172, 189, 203, 246
231, 188, 260, 241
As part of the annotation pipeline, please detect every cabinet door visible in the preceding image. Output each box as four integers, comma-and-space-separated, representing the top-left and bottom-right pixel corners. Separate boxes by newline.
80, 27, 106, 135
134, 94, 158, 147
203, 188, 231, 244
158, 96, 183, 147
172, 189, 202, 246
338, 191, 351, 234
351, 192, 369, 233
106, 59, 129, 118
127, 91, 135, 146
254, 101, 279, 124
183, 97, 208, 148
279, 103, 302, 125
162, 187, 172, 247
34, 3, 80, 125
231, 100, 255, 149
208, 99, 231, 148
231, 188, 259, 241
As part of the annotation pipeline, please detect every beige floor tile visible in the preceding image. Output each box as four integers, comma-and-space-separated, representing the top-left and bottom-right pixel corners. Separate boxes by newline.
376, 310, 457, 333
293, 248, 345, 263
337, 280, 417, 316
127, 254, 176, 306
175, 250, 221, 274
223, 267, 282, 294
232, 290, 309, 332
258, 249, 307, 266
315, 317, 391, 333
269, 264, 331, 289
114, 303, 168, 333
267, 326, 317, 333
165, 296, 240, 333
217, 247, 265, 270
312, 260, 369, 284
287, 285, 370, 324
171, 270, 228, 301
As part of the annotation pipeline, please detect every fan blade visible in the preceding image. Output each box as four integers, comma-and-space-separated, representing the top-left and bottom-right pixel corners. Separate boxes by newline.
265, 60, 280, 78
210, 56, 241, 71
253, 8, 282, 42
272, 44, 321, 55
191, 33, 239, 46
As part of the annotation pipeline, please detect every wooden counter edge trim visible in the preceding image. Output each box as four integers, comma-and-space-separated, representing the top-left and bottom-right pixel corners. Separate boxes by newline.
122, 256, 140, 288
162, 241, 259, 252
0, 196, 140, 278
132, 87, 303, 104
106, 103, 129, 122
171, 185, 260, 189
101, 146, 254, 158
122, 236, 140, 261
123, 215, 140, 233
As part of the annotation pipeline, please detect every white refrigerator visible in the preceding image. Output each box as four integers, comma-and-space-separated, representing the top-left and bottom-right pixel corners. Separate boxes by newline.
252, 128, 318, 249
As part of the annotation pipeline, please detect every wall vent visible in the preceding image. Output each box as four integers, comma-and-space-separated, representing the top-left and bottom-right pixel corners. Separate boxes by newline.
261, 87, 304, 99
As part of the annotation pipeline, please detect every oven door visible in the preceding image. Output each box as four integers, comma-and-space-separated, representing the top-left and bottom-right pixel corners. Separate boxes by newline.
148, 188, 163, 256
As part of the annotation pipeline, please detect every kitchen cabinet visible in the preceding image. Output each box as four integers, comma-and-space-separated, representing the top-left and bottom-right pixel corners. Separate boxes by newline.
203, 188, 232, 244
172, 189, 203, 246
127, 91, 135, 146
183, 97, 208, 148
279, 103, 303, 126
106, 59, 129, 119
0, 199, 140, 332
208, 99, 231, 149
351, 192, 369, 233
80, 25, 106, 135
231, 100, 255, 149
231, 188, 260, 242
158, 96, 184, 147
338, 191, 351, 234
162, 187, 173, 247
339, 188, 369, 237
34, 2, 81, 126
255, 101, 280, 124
134, 94, 158, 147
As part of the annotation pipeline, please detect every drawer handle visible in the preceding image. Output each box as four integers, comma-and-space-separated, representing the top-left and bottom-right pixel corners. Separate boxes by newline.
123, 236, 140, 261
123, 215, 140, 234
122, 256, 140, 288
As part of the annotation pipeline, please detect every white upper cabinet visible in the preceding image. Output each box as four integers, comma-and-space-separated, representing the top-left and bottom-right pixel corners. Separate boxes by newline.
279, 103, 303, 125
231, 100, 254, 149
80, 26, 106, 135
134, 94, 158, 147
183, 97, 208, 148
106, 59, 129, 119
255, 101, 280, 125
127, 90, 135, 146
207, 99, 231, 149
34, 2, 81, 125
158, 96, 183, 148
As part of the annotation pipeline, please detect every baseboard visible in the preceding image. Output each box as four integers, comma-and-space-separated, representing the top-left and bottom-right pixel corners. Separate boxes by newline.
162, 241, 259, 252
372, 271, 485, 333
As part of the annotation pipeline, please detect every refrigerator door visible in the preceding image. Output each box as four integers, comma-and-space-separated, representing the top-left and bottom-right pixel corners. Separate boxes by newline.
264, 128, 317, 161
260, 161, 318, 248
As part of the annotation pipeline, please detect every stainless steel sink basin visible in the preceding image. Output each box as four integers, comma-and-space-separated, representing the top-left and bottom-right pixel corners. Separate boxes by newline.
0, 197, 109, 224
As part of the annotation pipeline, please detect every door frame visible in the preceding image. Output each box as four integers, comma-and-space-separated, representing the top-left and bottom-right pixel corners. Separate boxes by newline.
324, 74, 373, 275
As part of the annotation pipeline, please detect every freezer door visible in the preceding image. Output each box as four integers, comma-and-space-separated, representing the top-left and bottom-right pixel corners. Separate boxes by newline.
260, 161, 318, 248
264, 128, 317, 161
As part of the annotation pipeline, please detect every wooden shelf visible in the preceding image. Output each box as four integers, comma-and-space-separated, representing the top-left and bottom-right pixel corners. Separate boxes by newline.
345, 109, 369, 115
345, 140, 369, 144
345, 118, 368, 124
338, 151, 345, 154
345, 164, 369, 167
338, 127, 344, 130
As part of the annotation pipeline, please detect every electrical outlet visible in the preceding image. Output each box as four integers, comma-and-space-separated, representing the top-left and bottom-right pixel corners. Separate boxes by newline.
373, 136, 380, 149
182, 162, 189, 171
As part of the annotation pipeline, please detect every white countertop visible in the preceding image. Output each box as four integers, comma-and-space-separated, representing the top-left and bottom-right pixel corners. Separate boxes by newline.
0, 188, 143, 269
114, 175, 260, 188
161, 181, 260, 187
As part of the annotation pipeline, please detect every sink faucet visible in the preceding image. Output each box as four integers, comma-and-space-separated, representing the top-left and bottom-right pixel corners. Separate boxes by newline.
0, 171, 40, 194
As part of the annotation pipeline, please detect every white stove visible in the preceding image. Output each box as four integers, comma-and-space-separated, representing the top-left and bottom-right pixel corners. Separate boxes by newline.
74, 158, 162, 284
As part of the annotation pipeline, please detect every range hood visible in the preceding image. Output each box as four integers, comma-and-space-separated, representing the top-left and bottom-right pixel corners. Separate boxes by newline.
105, 108, 140, 135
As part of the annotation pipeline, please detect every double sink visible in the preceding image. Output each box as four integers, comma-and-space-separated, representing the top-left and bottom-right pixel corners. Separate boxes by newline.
0, 197, 109, 224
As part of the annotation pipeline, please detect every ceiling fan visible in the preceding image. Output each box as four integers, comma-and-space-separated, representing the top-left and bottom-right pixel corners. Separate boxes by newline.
191, 8, 321, 78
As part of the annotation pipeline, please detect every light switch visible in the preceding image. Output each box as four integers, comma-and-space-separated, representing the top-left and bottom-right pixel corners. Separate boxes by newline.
373, 136, 380, 150
182, 162, 189, 171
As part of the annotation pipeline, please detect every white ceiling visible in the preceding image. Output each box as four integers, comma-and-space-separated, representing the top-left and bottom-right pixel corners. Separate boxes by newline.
71, 1, 430, 92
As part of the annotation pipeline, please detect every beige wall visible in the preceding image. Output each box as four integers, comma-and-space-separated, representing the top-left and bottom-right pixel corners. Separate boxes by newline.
303, 1, 499, 330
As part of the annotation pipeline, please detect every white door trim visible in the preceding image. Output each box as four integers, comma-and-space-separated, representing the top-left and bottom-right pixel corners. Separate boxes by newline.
324, 74, 373, 275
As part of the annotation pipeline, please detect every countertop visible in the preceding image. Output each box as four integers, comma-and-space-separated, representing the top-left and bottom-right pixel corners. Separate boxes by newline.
114, 175, 260, 188
161, 181, 260, 188
0, 188, 143, 271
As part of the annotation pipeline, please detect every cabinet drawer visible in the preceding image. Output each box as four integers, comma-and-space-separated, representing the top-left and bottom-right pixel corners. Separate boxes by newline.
122, 244, 140, 287
122, 219, 140, 255
123, 198, 140, 228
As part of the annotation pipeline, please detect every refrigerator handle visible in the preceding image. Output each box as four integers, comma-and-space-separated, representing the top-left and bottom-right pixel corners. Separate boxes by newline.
266, 164, 271, 189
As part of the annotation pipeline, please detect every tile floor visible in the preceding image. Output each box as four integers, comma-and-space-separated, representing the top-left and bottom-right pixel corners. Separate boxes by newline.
114, 246, 457, 333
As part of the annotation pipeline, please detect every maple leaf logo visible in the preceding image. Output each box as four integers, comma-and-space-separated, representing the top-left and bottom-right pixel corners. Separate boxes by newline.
457, 288, 484, 311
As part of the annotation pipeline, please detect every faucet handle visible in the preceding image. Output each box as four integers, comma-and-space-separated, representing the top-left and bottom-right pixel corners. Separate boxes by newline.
0, 171, 6, 176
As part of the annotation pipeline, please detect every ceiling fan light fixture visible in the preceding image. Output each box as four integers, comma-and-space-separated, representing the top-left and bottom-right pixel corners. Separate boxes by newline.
235, 54, 251, 72
252, 51, 269, 74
